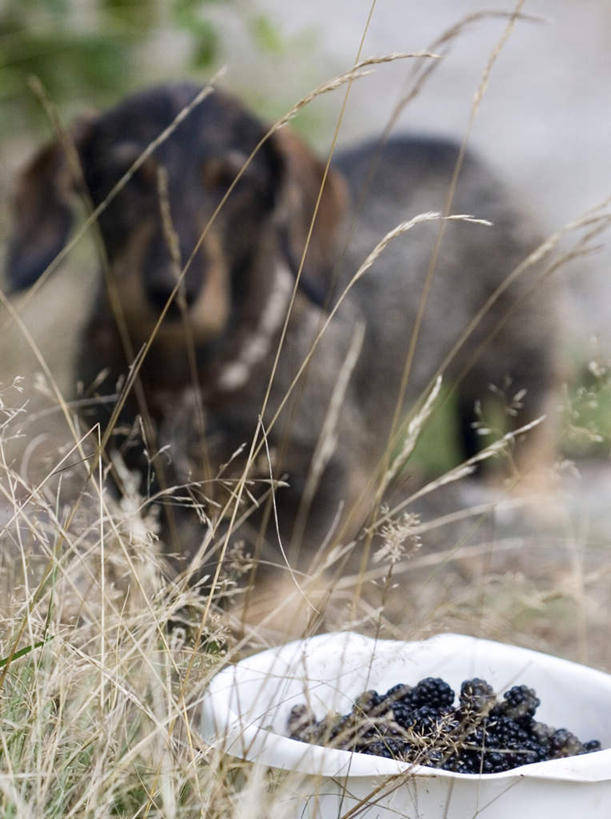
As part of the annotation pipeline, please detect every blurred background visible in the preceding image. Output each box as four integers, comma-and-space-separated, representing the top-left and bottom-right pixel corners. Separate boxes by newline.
1, 0, 609, 390
0, 0, 610, 662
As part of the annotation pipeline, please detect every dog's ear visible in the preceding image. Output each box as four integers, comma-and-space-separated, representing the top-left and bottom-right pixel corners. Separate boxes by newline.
272, 128, 348, 307
6, 121, 92, 291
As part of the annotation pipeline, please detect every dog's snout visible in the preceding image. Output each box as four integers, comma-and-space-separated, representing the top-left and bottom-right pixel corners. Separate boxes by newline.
147, 279, 199, 313
144, 233, 203, 314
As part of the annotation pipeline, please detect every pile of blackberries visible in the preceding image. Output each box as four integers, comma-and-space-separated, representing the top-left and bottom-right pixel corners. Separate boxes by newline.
287, 676, 601, 774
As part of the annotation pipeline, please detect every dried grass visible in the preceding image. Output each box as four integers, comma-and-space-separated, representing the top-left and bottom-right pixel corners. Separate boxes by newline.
1, 3, 610, 816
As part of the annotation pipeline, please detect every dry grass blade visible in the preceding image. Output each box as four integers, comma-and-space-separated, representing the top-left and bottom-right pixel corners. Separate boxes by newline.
291, 322, 366, 557
383, 375, 443, 489
261, 212, 490, 453
379, 0, 528, 498
270, 51, 439, 132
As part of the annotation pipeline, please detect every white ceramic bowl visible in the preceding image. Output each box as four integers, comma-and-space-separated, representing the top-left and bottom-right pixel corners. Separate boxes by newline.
198, 632, 611, 818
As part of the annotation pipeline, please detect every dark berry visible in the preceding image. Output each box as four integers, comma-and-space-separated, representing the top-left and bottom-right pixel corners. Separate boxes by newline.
549, 728, 583, 758
424, 747, 445, 766
286, 674, 601, 773
498, 685, 540, 720
486, 715, 530, 748
460, 678, 496, 712
287, 704, 317, 740
317, 711, 351, 745
482, 752, 506, 773
530, 720, 554, 746
437, 710, 461, 735
363, 740, 394, 759
410, 705, 441, 734
353, 689, 382, 714
390, 701, 414, 728
384, 683, 412, 703
362, 736, 407, 759
409, 677, 455, 709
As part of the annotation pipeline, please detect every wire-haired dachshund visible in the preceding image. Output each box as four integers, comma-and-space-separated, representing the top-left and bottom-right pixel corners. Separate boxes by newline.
6, 82, 557, 579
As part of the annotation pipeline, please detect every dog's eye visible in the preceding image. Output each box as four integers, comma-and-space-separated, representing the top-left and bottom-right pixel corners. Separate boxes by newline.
109, 142, 143, 173
108, 142, 156, 184
202, 151, 249, 191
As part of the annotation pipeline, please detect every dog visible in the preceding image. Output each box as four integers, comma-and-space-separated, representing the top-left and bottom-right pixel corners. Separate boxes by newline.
6, 82, 557, 583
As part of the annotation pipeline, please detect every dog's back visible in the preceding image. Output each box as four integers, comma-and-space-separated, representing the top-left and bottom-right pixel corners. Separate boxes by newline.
332, 136, 556, 463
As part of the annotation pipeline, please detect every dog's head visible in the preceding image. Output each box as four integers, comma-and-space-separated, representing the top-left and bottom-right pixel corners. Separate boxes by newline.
7, 83, 347, 355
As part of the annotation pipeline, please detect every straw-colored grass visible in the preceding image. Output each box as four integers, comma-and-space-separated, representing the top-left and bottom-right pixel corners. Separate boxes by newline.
1, 4, 611, 816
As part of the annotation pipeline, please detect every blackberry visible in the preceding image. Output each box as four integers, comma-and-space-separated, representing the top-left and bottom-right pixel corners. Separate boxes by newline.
461, 722, 487, 755
409, 677, 455, 709
446, 758, 477, 774
423, 747, 445, 766
482, 717, 547, 769
362, 738, 405, 759
353, 689, 382, 714
390, 701, 414, 729
516, 739, 549, 765
315, 711, 352, 745
486, 715, 530, 749
287, 704, 317, 741
437, 709, 461, 736
362, 740, 394, 759
410, 705, 441, 734
460, 678, 496, 713
497, 685, 540, 720
444, 747, 483, 774
501, 739, 545, 769
481, 751, 507, 774
380, 683, 415, 726
383, 683, 412, 704
549, 728, 584, 758
286, 674, 602, 773
530, 720, 554, 747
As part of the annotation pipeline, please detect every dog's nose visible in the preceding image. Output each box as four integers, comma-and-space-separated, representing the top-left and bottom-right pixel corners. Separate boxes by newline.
144, 233, 204, 315
147, 279, 198, 314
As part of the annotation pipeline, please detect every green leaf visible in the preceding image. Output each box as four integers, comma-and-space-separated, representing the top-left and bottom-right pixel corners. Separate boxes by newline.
249, 14, 284, 54
0, 637, 54, 669
189, 20, 219, 68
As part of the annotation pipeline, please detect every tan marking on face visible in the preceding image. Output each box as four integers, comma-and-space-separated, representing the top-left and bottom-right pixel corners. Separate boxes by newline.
105, 221, 153, 343
106, 219, 230, 353
186, 228, 230, 343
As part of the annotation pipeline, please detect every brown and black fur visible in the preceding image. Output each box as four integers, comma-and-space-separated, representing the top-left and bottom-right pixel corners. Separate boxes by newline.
6, 82, 557, 580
